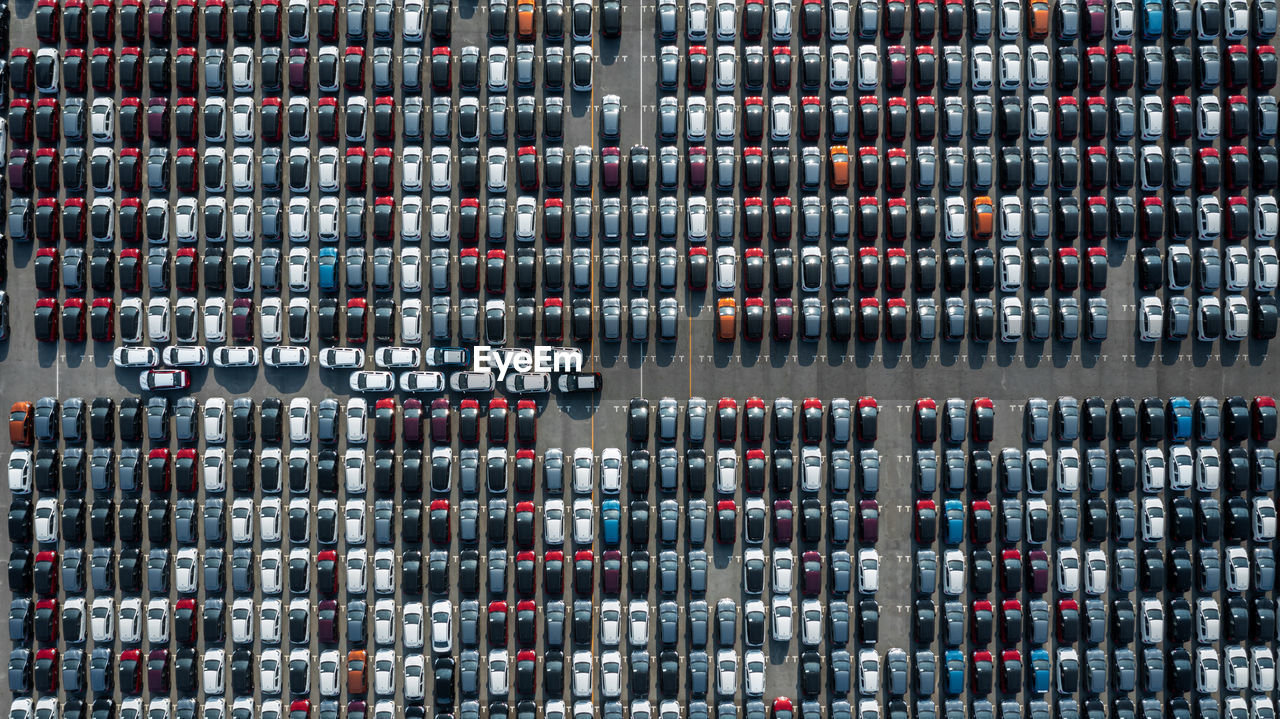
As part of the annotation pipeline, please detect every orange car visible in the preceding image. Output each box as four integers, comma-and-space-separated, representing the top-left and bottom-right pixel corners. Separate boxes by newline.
829, 145, 850, 188
1028, 0, 1050, 37
716, 298, 737, 341
347, 650, 367, 695
9, 401, 33, 447
973, 196, 994, 239
516, 0, 536, 38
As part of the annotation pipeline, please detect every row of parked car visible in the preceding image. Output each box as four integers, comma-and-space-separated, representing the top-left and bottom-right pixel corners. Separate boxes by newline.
28, 0, 619, 47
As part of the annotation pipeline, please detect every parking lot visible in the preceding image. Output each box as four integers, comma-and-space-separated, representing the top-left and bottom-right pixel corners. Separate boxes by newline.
5, 0, 1280, 715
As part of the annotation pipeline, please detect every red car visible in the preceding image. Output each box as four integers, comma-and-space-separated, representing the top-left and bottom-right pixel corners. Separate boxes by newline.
914, 500, 937, 543
403, 399, 423, 443
1254, 396, 1278, 441
429, 500, 451, 544
773, 500, 793, 544
572, 550, 593, 597
858, 500, 879, 542
34, 298, 60, 342
715, 500, 737, 544
915, 398, 937, 442
800, 551, 822, 596
61, 298, 86, 342
119, 650, 143, 694
487, 398, 509, 443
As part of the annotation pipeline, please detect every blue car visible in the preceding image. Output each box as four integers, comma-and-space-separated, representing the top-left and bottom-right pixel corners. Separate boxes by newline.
945, 650, 965, 696
318, 247, 339, 292
943, 500, 965, 544
1029, 649, 1050, 694
1168, 396, 1193, 440
601, 500, 621, 546
1141, 0, 1163, 37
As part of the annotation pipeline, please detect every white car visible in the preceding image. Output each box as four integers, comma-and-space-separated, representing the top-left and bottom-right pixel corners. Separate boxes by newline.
1169, 445, 1193, 489
998, 45, 1021, 89
373, 549, 397, 594
772, 548, 795, 593
744, 650, 766, 697
90, 597, 115, 642
1226, 647, 1251, 691
175, 547, 200, 593
599, 600, 622, 646
944, 197, 966, 241
544, 499, 566, 545
346, 554, 367, 595
119, 598, 143, 644
800, 599, 823, 646
600, 651, 622, 698
202, 298, 227, 343
113, 346, 159, 368
1257, 197, 1280, 242
373, 649, 396, 696
628, 600, 650, 646
858, 549, 880, 593
1057, 548, 1081, 592
1141, 447, 1166, 491
799, 446, 823, 491
942, 550, 966, 595
768, 96, 791, 142
402, 602, 425, 649
230, 599, 254, 645
1256, 498, 1278, 541
856, 46, 878, 90
260, 498, 283, 542
318, 650, 341, 698
858, 649, 880, 695
429, 600, 452, 653
715, 649, 738, 696
572, 651, 593, 699
7, 450, 32, 495
600, 448, 623, 493
1140, 598, 1164, 644
260, 599, 283, 643
375, 346, 422, 369
1138, 297, 1163, 342
403, 0, 425, 39
287, 398, 311, 443
1000, 196, 1024, 241
351, 371, 396, 392
147, 297, 171, 342
572, 448, 593, 494
771, 596, 794, 641
146, 598, 170, 643
1225, 296, 1251, 341
34, 498, 58, 543
1253, 647, 1276, 692
400, 371, 445, 393
319, 347, 365, 370
1256, 247, 1280, 291
403, 654, 426, 702
1140, 497, 1165, 540
572, 498, 594, 544
1196, 648, 1221, 694
1026, 45, 1050, 89
202, 650, 226, 696
213, 346, 259, 368
260, 550, 284, 595
1083, 549, 1107, 595
1196, 598, 1220, 643
715, 448, 738, 494
970, 45, 993, 89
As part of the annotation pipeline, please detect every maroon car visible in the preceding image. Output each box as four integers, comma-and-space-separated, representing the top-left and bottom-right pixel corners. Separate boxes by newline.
602, 550, 622, 595
289, 48, 310, 90
146, 648, 170, 693
600, 147, 620, 190
800, 551, 822, 596
8, 149, 31, 193
858, 500, 880, 542
318, 601, 339, 643
147, 97, 170, 141
231, 298, 254, 342
687, 146, 707, 189
147, 0, 170, 40
773, 500, 793, 544
1027, 550, 1049, 593
430, 398, 451, 443
773, 298, 794, 340
403, 399, 423, 443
